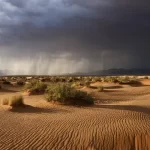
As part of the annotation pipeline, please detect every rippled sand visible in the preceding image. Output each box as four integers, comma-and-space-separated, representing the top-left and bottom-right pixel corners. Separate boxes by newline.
0, 82, 150, 150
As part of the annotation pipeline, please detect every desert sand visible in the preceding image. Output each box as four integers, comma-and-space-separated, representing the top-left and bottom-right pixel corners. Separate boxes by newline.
0, 79, 150, 150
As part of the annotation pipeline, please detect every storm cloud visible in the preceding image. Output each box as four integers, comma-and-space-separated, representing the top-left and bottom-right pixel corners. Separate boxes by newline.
0, 0, 150, 74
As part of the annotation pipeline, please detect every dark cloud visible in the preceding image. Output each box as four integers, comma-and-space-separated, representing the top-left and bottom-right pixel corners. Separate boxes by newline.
0, 0, 150, 74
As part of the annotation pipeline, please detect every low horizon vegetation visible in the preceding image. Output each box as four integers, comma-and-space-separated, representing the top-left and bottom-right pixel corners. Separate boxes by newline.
24, 79, 47, 94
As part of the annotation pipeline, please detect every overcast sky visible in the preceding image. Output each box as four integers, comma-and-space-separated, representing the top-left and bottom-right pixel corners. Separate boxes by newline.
0, 0, 150, 74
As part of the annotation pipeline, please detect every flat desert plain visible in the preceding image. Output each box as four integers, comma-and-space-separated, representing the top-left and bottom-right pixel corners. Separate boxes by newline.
0, 78, 150, 150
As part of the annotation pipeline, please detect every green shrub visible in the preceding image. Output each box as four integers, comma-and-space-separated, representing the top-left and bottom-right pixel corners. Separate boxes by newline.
98, 86, 104, 92
45, 83, 94, 105
24, 80, 47, 94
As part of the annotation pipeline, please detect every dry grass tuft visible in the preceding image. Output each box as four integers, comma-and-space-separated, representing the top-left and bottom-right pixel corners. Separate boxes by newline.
9, 95, 24, 107
2, 98, 9, 105
2, 95, 24, 107
98, 86, 104, 92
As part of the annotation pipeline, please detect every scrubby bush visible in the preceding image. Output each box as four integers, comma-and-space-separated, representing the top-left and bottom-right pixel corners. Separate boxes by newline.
2, 80, 11, 85
98, 86, 104, 92
144, 76, 149, 79
2, 98, 9, 105
17, 80, 25, 86
71, 82, 84, 88
2, 95, 24, 107
84, 81, 91, 87
24, 80, 47, 94
118, 77, 139, 85
9, 95, 24, 107
45, 83, 94, 105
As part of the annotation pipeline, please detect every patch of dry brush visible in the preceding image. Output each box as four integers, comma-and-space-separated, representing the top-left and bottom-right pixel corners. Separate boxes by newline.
2, 95, 24, 107
45, 83, 94, 105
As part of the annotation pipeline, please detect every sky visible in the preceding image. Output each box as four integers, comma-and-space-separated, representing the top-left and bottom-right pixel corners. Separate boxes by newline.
0, 0, 150, 75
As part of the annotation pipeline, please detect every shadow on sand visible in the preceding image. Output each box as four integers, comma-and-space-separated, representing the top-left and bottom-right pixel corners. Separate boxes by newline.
104, 85, 123, 89
0, 88, 18, 93
94, 104, 150, 115
9, 104, 70, 114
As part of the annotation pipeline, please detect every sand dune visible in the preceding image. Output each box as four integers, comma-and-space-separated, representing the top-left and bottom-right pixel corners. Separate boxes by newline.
0, 84, 150, 150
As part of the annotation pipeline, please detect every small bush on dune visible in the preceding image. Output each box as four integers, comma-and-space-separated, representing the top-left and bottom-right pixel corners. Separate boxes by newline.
9, 95, 24, 107
118, 77, 139, 85
71, 82, 84, 88
2, 98, 9, 105
45, 83, 94, 105
144, 76, 149, 79
24, 80, 47, 94
2, 80, 11, 85
2, 95, 24, 107
17, 80, 25, 86
98, 86, 104, 92
84, 81, 91, 87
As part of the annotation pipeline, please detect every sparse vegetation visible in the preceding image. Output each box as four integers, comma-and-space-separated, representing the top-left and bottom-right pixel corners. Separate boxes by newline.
45, 83, 94, 105
118, 77, 139, 85
144, 76, 149, 79
84, 81, 91, 87
17, 80, 25, 86
2, 95, 24, 107
9, 95, 24, 107
2, 80, 11, 85
98, 86, 104, 92
2, 98, 9, 105
24, 80, 47, 94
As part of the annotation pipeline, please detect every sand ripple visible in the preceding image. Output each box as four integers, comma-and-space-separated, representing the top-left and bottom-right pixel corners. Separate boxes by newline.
0, 85, 150, 150
0, 101, 150, 150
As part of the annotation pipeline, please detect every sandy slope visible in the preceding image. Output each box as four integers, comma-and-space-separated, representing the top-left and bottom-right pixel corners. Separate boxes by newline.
0, 84, 150, 150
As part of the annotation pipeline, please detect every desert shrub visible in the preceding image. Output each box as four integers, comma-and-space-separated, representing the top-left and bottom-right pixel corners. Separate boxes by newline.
54, 77, 60, 82
98, 86, 104, 92
2, 80, 11, 85
45, 83, 94, 105
17, 80, 25, 86
60, 78, 66, 82
67, 78, 73, 83
24, 80, 47, 94
39, 78, 46, 82
9, 95, 24, 107
94, 77, 101, 82
2, 98, 9, 105
107, 77, 119, 83
118, 77, 139, 85
72, 82, 84, 88
144, 76, 149, 79
84, 81, 91, 87
73, 77, 80, 82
